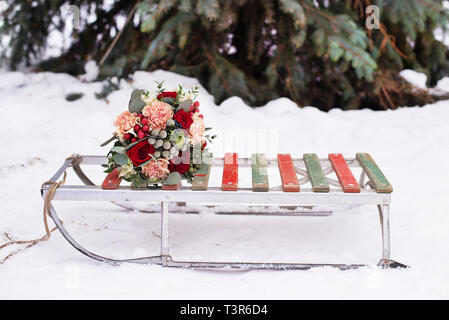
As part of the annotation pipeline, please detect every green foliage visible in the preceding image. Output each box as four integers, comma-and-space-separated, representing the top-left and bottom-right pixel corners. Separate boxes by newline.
65, 92, 84, 101
1, 0, 449, 110
165, 171, 181, 185
128, 89, 147, 113
113, 153, 129, 166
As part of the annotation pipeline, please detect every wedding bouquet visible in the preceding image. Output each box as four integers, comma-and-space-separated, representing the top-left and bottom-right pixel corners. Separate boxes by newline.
101, 82, 215, 187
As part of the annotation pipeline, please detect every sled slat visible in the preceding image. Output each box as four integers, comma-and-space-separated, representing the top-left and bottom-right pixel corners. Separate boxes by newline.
162, 182, 181, 190
328, 154, 360, 193
131, 181, 148, 190
356, 153, 393, 193
277, 154, 300, 192
101, 168, 122, 190
222, 153, 238, 191
251, 153, 269, 192
304, 153, 330, 193
192, 163, 212, 191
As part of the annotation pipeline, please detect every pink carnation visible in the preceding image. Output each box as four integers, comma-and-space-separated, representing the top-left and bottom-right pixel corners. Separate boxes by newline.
189, 113, 205, 145
141, 159, 170, 181
114, 111, 137, 135
142, 100, 174, 130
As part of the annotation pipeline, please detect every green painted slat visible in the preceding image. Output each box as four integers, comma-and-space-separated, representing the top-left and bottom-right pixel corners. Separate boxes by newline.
252, 153, 266, 165
356, 153, 393, 193
251, 153, 269, 192
303, 153, 330, 193
192, 163, 211, 191
131, 181, 148, 190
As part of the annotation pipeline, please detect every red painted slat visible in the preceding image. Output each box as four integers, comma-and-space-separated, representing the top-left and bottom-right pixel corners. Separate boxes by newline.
162, 182, 181, 190
101, 168, 122, 190
222, 153, 238, 191
328, 153, 360, 193
277, 154, 300, 192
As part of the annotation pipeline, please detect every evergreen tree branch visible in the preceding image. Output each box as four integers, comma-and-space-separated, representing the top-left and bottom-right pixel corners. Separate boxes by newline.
99, 1, 139, 66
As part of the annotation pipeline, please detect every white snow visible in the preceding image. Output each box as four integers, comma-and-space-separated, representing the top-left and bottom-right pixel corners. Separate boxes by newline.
400, 69, 427, 89
79, 60, 99, 82
1, 70, 449, 299
434, 1, 449, 48
436, 77, 449, 92
0, 71, 26, 89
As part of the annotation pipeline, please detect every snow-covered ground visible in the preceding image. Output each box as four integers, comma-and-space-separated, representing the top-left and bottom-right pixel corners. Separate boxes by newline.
1, 70, 449, 299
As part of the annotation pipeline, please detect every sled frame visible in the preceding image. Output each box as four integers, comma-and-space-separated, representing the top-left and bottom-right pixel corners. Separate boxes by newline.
41, 154, 407, 270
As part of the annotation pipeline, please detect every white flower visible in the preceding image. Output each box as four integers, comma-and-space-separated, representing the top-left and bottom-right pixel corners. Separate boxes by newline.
178, 92, 192, 103
142, 92, 157, 104
118, 161, 136, 179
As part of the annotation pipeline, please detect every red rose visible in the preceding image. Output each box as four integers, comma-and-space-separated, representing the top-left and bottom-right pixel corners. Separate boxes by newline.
202, 141, 207, 150
169, 150, 190, 174
169, 161, 190, 175
173, 109, 193, 129
126, 140, 154, 166
157, 91, 177, 100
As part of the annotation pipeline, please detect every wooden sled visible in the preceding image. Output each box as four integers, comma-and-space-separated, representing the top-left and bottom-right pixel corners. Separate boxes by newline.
40, 153, 407, 270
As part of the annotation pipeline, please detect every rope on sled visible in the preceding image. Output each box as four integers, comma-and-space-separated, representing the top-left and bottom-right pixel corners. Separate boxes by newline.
0, 155, 78, 264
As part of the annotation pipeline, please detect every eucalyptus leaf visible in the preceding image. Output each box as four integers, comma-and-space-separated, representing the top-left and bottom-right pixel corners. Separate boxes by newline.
110, 146, 126, 153
137, 159, 152, 168
162, 97, 176, 106
113, 153, 129, 166
165, 172, 181, 185
129, 98, 146, 114
125, 141, 139, 151
131, 172, 147, 188
130, 89, 145, 101
178, 99, 193, 111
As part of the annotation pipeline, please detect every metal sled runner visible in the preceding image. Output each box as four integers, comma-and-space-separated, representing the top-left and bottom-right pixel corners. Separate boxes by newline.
41, 153, 407, 270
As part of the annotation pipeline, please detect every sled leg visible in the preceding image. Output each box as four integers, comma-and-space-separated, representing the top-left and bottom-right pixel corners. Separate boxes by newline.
164, 260, 366, 271
161, 201, 171, 265
46, 203, 162, 266
376, 204, 408, 269
359, 171, 366, 189
72, 159, 95, 186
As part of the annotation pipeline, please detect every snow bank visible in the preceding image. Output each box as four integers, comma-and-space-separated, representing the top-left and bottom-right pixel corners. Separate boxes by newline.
400, 69, 427, 89
436, 77, 449, 92
0, 70, 449, 299
79, 60, 99, 82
